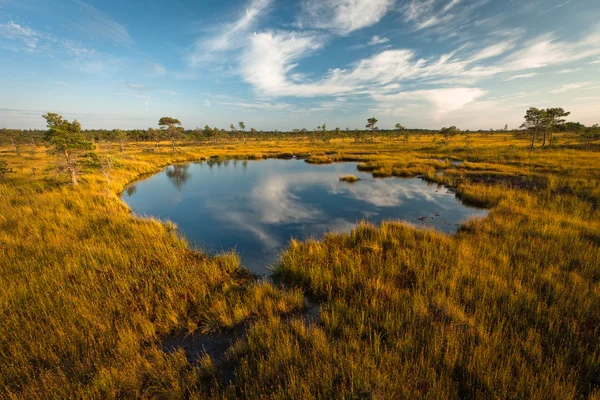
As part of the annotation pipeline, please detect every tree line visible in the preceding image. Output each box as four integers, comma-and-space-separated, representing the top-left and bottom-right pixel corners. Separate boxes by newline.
1, 109, 599, 185
2, 112, 597, 150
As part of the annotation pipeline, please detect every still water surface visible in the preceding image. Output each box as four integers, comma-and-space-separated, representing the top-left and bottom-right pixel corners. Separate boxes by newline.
122, 159, 487, 275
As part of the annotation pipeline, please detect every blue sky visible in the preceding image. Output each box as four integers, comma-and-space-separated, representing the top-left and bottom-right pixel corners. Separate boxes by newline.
1, 0, 599, 130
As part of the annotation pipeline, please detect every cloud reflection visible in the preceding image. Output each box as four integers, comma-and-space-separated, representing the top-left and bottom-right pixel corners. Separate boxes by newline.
251, 175, 321, 224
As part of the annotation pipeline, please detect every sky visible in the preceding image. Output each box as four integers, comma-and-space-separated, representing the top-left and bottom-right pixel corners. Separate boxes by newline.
1, 0, 599, 130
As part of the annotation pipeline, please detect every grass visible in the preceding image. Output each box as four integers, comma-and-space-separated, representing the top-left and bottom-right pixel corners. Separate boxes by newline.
305, 154, 333, 164
339, 174, 360, 183
1, 133, 599, 398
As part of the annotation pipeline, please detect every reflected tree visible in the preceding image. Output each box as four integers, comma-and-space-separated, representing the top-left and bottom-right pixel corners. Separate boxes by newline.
126, 184, 137, 197
165, 164, 192, 191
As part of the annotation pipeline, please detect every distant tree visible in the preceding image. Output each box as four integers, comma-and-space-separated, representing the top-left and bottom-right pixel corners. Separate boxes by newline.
321, 123, 328, 142
148, 128, 161, 149
158, 117, 182, 153
238, 121, 246, 143
202, 125, 214, 141
113, 129, 127, 153
544, 107, 570, 147
578, 124, 600, 148
440, 126, 460, 144
366, 117, 378, 142
395, 123, 408, 144
504, 124, 508, 131
561, 122, 586, 133
520, 108, 546, 151
43, 113, 94, 185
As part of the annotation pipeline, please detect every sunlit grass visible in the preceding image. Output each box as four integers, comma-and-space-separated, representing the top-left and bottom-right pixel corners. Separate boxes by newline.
0, 133, 599, 398
339, 174, 360, 183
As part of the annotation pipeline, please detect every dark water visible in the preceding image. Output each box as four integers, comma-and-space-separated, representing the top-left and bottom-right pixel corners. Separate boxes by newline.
122, 159, 487, 275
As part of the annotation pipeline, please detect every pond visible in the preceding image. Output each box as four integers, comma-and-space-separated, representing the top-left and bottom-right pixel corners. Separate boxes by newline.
122, 159, 488, 275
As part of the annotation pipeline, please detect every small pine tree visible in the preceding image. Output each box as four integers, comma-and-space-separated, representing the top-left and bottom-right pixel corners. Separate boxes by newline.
43, 113, 94, 185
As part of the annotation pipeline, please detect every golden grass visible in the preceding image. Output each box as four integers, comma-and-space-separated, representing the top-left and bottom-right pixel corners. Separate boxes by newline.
1, 133, 599, 398
339, 174, 360, 183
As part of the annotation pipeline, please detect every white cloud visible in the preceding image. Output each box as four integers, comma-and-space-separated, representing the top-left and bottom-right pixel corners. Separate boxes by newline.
549, 82, 590, 94
471, 41, 515, 62
505, 28, 600, 70
241, 34, 503, 98
0, 21, 39, 50
217, 100, 293, 111
188, 0, 271, 67
159, 90, 179, 96
298, 0, 394, 35
368, 35, 390, 45
542, 0, 572, 14
242, 31, 354, 96
504, 73, 538, 81
557, 68, 580, 74
63, 40, 96, 58
401, 0, 486, 35
374, 88, 487, 119
237, 22, 600, 125
442, 0, 462, 13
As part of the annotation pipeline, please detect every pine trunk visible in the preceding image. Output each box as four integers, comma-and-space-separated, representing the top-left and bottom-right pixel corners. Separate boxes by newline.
65, 150, 77, 185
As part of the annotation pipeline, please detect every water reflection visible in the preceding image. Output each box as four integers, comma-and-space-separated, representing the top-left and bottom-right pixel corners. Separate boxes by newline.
122, 159, 487, 275
125, 184, 137, 197
165, 164, 192, 191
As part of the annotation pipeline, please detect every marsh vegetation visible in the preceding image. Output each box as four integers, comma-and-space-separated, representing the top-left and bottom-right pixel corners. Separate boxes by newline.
0, 113, 599, 398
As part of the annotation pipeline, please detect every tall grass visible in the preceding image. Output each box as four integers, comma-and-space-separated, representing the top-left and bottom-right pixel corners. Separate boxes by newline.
1, 133, 599, 398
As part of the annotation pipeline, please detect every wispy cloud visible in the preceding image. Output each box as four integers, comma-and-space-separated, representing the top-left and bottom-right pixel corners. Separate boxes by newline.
145, 63, 167, 76
125, 82, 148, 91
75, 1, 133, 46
504, 73, 538, 81
401, 0, 487, 35
557, 68, 581, 74
373, 87, 487, 119
369, 35, 390, 46
549, 82, 590, 94
188, 0, 271, 67
542, 0, 572, 14
298, 0, 394, 35
471, 41, 515, 62
504, 27, 600, 70
0, 21, 39, 51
